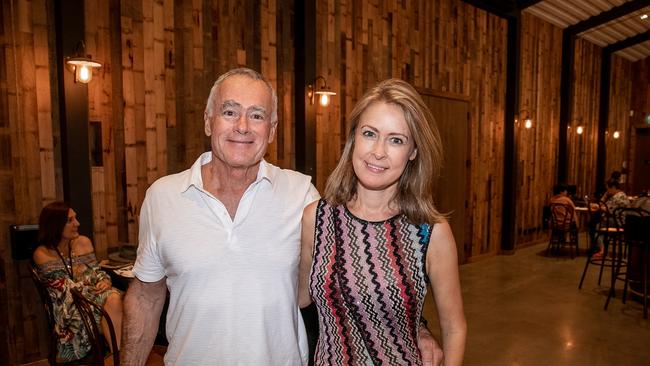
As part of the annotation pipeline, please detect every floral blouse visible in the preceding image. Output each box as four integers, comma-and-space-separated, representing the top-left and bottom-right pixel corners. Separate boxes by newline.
36, 252, 119, 362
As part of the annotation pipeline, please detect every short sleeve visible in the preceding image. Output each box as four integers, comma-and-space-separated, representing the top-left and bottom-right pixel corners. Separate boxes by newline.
132, 191, 166, 282
304, 183, 321, 207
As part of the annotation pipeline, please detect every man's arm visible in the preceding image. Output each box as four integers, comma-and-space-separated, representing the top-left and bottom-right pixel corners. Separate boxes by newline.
121, 277, 167, 365
418, 319, 444, 366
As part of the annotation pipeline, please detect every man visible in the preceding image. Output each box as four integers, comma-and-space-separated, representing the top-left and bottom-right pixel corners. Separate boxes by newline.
121, 68, 441, 365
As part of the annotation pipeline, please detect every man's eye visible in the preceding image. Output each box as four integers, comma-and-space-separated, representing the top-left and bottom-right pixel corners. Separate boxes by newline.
222, 110, 239, 118
250, 113, 266, 120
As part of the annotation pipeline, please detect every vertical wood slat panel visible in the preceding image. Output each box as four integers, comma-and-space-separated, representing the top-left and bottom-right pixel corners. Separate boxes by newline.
515, 13, 563, 245
605, 56, 631, 186
570, 39, 601, 198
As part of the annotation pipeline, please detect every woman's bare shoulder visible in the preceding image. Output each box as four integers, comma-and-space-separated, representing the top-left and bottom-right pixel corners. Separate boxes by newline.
73, 235, 94, 255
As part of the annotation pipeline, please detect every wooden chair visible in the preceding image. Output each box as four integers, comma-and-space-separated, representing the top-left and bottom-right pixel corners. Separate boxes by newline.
546, 203, 578, 258
70, 288, 166, 366
29, 263, 96, 365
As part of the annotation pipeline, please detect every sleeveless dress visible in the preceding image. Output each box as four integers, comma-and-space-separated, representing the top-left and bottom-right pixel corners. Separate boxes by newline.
309, 199, 432, 365
36, 252, 119, 362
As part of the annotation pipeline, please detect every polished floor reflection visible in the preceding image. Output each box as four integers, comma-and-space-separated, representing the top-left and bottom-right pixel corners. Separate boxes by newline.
459, 238, 650, 366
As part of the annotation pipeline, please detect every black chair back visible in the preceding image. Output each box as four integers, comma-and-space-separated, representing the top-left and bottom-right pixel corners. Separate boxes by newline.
70, 288, 120, 366
28, 263, 59, 366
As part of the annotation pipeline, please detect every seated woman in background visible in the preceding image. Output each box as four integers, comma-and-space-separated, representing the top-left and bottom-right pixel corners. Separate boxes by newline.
33, 201, 123, 362
592, 179, 630, 257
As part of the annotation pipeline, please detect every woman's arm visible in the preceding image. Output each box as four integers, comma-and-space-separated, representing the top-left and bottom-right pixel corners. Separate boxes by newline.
121, 277, 167, 365
426, 221, 467, 366
298, 201, 318, 308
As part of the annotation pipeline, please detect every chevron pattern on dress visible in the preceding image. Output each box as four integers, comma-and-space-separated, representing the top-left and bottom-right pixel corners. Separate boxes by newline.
310, 199, 432, 365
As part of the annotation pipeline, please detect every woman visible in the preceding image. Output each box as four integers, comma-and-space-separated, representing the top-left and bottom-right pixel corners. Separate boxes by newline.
299, 79, 466, 365
592, 178, 630, 257
33, 201, 123, 362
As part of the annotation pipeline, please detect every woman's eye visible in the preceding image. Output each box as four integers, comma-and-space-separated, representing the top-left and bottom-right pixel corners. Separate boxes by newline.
362, 130, 375, 138
389, 137, 404, 145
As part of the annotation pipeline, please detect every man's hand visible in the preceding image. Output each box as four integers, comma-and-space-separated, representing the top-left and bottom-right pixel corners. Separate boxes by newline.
418, 323, 444, 366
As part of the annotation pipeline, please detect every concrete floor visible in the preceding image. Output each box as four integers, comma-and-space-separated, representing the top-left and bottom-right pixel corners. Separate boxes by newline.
456, 239, 650, 366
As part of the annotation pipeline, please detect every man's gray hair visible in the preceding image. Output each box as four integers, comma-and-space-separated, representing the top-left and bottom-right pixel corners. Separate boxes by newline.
204, 68, 278, 124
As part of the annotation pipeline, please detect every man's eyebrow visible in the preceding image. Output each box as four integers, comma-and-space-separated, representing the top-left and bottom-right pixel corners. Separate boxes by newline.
248, 105, 268, 114
220, 100, 242, 109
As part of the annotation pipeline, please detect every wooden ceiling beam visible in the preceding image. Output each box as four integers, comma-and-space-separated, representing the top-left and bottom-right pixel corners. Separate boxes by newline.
567, 0, 650, 35
604, 29, 650, 53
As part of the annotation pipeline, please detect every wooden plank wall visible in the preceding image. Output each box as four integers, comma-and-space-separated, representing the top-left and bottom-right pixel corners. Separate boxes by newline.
568, 39, 635, 199
0, 0, 293, 363
315, 0, 508, 258
568, 38, 601, 198
605, 56, 632, 188
515, 13, 563, 245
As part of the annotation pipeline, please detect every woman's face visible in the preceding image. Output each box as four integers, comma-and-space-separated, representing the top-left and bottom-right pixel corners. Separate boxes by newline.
351, 101, 417, 193
61, 209, 80, 241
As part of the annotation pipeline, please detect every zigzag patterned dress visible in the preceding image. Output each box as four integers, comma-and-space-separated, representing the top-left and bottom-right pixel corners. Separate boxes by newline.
310, 199, 432, 365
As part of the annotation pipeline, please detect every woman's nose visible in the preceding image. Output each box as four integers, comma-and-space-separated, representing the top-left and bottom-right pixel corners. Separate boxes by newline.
372, 141, 386, 159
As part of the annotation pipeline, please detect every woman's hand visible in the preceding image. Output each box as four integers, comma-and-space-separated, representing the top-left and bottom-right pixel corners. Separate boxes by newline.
95, 279, 112, 292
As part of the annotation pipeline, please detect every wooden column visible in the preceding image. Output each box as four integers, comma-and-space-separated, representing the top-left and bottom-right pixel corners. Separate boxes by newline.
295, 0, 316, 179
55, 0, 93, 237
501, 13, 520, 253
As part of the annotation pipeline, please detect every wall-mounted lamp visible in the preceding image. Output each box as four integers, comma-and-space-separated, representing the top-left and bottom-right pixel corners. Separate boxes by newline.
576, 125, 584, 135
612, 131, 620, 139
308, 76, 336, 106
65, 41, 102, 84
517, 109, 533, 129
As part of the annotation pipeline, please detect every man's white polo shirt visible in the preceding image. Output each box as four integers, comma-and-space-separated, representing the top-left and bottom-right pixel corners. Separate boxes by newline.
133, 152, 319, 365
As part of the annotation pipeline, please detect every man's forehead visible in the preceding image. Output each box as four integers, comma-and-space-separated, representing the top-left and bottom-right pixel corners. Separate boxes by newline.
218, 75, 272, 102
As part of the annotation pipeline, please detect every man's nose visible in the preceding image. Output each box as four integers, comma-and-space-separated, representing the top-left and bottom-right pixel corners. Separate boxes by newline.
234, 115, 250, 134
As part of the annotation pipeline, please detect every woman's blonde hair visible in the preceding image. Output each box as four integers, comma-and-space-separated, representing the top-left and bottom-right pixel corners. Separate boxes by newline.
324, 78, 445, 225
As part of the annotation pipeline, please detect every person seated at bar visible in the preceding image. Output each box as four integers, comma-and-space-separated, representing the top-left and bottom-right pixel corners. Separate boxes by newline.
632, 190, 650, 212
591, 179, 630, 257
549, 183, 577, 227
33, 201, 123, 362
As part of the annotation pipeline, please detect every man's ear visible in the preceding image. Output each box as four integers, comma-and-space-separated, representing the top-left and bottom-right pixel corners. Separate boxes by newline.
204, 113, 212, 136
267, 122, 278, 144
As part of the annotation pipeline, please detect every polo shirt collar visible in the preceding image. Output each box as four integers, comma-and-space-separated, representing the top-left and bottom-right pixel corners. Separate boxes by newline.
181, 152, 274, 193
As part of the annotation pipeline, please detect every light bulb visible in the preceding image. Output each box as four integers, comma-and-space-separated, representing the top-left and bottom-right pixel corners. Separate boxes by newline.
77, 65, 92, 83
576, 126, 584, 135
319, 94, 330, 106
524, 119, 532, 129
613, 131, 620, 139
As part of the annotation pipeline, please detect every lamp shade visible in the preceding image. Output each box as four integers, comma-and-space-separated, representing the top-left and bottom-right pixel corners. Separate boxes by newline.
66, 57, 102, 83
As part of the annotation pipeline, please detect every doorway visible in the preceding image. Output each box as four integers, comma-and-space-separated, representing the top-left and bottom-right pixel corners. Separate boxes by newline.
420, 93, 470, 263
632, 128, 650, 193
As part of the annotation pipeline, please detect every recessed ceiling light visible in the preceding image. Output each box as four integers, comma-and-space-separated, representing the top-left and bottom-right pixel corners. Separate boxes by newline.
641, 14, 648, 20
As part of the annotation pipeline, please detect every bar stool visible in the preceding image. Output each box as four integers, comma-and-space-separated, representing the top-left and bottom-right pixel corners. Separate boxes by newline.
604, 208, 650, 318
578, 203, 622, 289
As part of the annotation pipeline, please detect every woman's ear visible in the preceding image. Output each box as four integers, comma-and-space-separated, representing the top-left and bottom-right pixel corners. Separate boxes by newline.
409, 148, 418, 161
